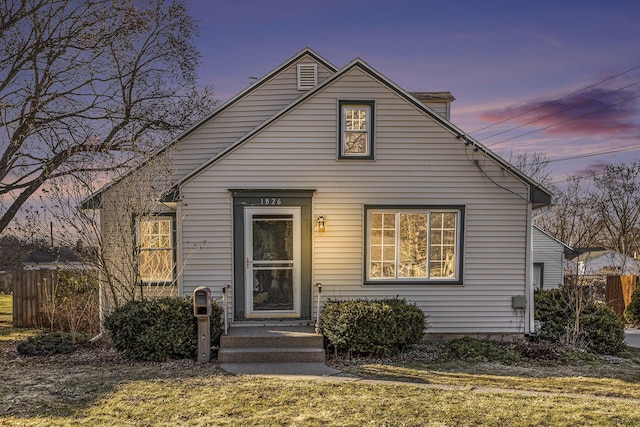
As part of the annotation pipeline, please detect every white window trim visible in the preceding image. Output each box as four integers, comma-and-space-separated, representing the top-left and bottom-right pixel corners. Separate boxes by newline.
365, 206, 463, 284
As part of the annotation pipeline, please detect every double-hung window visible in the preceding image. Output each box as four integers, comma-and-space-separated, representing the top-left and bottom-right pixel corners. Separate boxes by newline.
138, 215, 175, 285
366, 206, 463, 283
339, 100, 374, 159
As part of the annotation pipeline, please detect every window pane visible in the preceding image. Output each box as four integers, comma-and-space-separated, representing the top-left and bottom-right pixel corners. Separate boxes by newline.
382, 262, 395, 278
371, 245, 381, 261
383, 213, 395, 228
368, 209, 459, 281
346, 108, 367, 130
371, 213, 382, 229
443, 230, 455, 245
140, 249, 172, 282
443, 213, 456, 228
344, 132, 368, 154
429, 212, 457, 278
383, 246, 395, 262
399, 213, 428, 278
370, 229, 382, 245
139, 218, 173, 283
370, 262, 382, 278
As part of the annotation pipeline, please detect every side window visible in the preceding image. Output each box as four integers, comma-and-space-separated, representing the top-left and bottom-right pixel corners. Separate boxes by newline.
339, 100, 374, 159
138, 216, 175, 284
366, 207, 463, 283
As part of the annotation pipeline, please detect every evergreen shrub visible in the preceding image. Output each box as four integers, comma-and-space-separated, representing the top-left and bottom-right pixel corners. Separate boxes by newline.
624, 287, 640, 326
17, 332, 89, 356
320, 298, 427, 356
534, 285, 625, 355
105, 296, 223, 361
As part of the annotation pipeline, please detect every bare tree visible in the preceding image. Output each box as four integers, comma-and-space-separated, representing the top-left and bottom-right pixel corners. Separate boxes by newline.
536, 175, 602, 249
0, 0, 216, 234
590, 160, 640, 256
509, 152, 556, 192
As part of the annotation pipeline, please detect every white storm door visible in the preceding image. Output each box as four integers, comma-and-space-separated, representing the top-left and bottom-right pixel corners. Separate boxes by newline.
244, 207, 301, 318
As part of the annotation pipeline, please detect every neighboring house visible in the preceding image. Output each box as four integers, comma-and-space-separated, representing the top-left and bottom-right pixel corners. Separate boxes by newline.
570, 249, 640, 276
22, 245, 94, 271
84, 48, 552, 337
532, 225, 573, 290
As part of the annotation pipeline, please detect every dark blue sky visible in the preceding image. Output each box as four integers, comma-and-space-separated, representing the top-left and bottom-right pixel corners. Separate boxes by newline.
187, 0, 640, 183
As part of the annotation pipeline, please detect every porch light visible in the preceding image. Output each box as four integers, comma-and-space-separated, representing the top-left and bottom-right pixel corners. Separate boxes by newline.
317, 215, 325, 232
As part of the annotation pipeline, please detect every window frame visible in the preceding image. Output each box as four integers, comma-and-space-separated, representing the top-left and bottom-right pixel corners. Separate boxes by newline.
136, 214, 176, 286
338, 100, 375, 160
364, 205, 464, 285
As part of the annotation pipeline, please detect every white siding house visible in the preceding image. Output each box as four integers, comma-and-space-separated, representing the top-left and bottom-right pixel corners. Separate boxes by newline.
532, 225, 572, 290
86, 48, 552, 338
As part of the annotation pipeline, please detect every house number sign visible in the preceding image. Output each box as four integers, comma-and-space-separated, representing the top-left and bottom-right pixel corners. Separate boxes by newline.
260, 197, 282, 206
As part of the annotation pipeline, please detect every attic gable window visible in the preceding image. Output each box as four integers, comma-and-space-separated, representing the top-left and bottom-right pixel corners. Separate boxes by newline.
297, 63, 317, 90
339, 100, 374, 159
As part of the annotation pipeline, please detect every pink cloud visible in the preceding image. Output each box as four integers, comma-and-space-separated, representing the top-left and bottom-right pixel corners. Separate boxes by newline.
480, 87, 640, 138
574, 160, 610, 177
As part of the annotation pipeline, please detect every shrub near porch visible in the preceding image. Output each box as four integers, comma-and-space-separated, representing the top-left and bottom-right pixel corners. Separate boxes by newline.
321, 298, 426, 356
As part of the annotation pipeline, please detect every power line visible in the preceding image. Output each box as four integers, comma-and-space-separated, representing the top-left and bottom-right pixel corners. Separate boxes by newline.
478, 80, 640, 142
543, 143, 640, 165
485, 92, 640, 147
468, 63, 640, 135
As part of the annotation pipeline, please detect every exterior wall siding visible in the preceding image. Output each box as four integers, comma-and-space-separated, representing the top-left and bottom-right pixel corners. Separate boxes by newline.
180, 67, 531, 334
169, 53, 334, 181
532, 227, 565, 289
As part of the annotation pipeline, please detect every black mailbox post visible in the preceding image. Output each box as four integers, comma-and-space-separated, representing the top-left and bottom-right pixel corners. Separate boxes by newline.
193, 286, 211, 363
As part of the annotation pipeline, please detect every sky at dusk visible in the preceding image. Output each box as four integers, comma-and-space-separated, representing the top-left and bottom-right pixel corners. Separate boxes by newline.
186, 0, 640, 185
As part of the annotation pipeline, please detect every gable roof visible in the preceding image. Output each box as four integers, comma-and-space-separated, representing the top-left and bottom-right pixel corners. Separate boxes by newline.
533, 225, 574, 252
174, 56, 552, 207
81, 47, 337, 209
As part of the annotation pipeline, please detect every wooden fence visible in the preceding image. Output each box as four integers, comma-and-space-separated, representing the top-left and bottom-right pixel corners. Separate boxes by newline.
11, 270, 59, 328
605, 274, 637, 319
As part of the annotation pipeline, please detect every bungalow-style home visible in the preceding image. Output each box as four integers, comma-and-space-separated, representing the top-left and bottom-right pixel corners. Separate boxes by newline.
570, 249, 640, 276
532, 225, 573, 290
84, 48, 552, 339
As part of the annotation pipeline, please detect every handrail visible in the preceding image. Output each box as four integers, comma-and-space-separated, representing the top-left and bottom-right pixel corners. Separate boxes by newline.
314, 282, 322, 334
222, 285, 230, 335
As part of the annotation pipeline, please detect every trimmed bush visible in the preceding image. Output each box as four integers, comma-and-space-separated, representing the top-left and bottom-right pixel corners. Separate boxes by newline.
321, 298, 427, 356
534, 285, 625, 355
534, 287, 573, 343
581, 301, 625, 355
624, 287, 640, 326
17, 332, 89, 356
105, 296, 223, 362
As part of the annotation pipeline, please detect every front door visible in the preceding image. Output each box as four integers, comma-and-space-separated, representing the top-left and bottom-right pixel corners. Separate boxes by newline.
244, 207, 301, 318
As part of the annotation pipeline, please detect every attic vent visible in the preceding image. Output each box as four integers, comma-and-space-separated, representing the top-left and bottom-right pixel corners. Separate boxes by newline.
297, 63, 317, 90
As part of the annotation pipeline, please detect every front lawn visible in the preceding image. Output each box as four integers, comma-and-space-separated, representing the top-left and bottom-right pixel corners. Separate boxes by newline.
2, 292, 640, 426
1, 340, 640, 426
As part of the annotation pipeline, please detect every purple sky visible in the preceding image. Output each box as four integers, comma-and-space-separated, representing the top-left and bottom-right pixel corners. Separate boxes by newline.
186, 0, 640, 185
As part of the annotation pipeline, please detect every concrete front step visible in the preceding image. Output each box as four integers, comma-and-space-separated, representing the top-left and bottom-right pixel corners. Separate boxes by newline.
218, 347, 326, 363
218, 324, 325, 364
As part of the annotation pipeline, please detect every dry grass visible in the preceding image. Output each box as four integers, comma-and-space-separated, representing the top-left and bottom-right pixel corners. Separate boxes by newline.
2, 348, 640, 426
2, 293, 640, 426
0, 294, 38, 345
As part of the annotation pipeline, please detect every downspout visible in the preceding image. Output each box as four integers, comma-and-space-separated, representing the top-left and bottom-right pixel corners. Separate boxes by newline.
525, 201, 534, 335
315, 283, 322, 334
